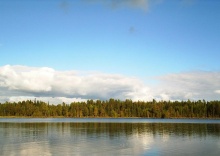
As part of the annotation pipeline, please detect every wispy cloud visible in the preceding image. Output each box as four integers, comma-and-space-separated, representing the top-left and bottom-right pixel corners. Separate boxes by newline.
129, 26, 136, 34
0, 65, 219, 104
58, 0, 193, 15
181, 0, 196, 6
83, 0, 153, 11
59, 0, 70, 13
83, 0, 198, 11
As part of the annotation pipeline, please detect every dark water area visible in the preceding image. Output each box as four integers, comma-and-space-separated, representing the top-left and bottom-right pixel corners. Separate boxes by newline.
0, 118, 219, 156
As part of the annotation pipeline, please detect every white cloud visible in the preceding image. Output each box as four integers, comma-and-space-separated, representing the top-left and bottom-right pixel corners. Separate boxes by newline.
0, 65, 151, 104
215, 90, 220, 94
0, 65, 54, 92
0, 65, 220, 104
154, 71, 220, 101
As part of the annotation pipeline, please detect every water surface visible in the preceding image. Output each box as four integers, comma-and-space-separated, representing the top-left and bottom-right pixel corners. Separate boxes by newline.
0, 118, 219, 156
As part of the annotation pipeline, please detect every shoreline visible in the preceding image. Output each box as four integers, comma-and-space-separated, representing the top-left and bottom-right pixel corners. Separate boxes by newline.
0, 116, 219, 120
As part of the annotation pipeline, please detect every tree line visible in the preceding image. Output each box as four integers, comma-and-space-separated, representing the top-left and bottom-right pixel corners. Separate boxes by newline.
0, 99, 219, 118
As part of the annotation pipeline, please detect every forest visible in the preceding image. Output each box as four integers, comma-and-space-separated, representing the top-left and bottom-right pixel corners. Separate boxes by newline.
0, 99, 219, 118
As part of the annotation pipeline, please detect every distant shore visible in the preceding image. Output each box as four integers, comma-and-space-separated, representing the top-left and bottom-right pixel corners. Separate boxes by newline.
1, 99, 219, 118
0, 116, 219, 119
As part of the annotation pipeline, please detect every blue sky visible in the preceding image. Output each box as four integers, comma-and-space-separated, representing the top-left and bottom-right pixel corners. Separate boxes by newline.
0, 0, 220, 103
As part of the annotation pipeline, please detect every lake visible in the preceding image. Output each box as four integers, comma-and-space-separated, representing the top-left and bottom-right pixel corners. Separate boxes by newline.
0, 118, 219, 156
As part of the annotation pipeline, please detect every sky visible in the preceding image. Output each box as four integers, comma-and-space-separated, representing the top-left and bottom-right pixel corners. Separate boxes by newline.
0, 0, 220, 104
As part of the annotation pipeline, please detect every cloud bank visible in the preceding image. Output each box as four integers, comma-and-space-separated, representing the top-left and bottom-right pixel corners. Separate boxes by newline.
0, 65, 219, 104
0, 65, 151, 103
155, 71, 220, 101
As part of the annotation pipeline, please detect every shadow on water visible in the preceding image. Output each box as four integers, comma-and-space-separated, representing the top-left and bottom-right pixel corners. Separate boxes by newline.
1, 122, 219, 138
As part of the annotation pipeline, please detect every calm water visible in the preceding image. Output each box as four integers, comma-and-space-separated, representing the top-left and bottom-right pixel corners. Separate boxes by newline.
0, 118, 219, 156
